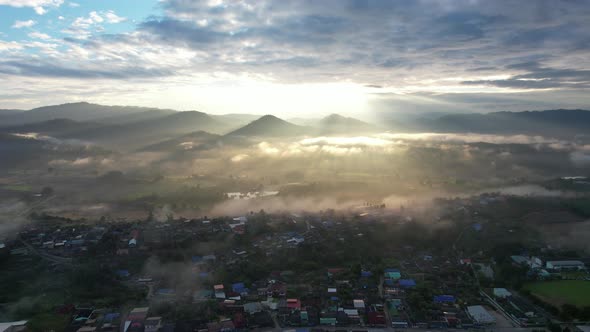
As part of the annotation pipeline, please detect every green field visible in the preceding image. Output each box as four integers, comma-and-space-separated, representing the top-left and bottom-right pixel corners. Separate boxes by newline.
524, 280, 590, 307
2, 184, 32, 192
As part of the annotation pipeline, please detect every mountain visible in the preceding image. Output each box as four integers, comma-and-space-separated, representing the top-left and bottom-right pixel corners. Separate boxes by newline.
139, 131, 222, 152
427, 109, 590, 137
1, 118, 102, 136
0, 132, 110, 169
95, 108, 177, 125
62, 111, 230, 150
316, 114, 379, 134
0, 102, 177, 126
226, 115, 307, 137
211, 113, 262, 130
0, 109, 23, 115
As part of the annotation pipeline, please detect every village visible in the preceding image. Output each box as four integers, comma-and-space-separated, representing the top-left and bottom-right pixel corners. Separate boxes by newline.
1, 193, 590, 332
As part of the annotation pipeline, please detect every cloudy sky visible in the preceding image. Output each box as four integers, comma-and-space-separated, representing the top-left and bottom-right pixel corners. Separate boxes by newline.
1, 0, 590, 116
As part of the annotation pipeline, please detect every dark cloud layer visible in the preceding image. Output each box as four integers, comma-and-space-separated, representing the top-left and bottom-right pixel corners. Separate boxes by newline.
1, 0, 590, 111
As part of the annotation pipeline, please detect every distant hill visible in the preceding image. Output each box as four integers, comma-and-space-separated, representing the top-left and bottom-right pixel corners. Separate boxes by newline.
61, 111, 231, 150
0, 102, 178, 126
427, 109, 590, 137
95, 108, 177, 125
0, 132, 110, 169
2, 118, 102, 136
0, 109, 23, 116
316, 114, 379, 134
139, 131, 222, 152
227, 115, 307, 137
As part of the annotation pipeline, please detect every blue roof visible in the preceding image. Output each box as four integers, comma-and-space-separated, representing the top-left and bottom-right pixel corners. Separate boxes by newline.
232, 282, 246, 292
192, 256, 203, 263
330, 296, 339, 301
361, 271, 372, 277
434, 295, 455, 303
116, 269, 130, 277
104, 313, 120, 321
473, 223, 483, 231
384, 268, 400, 273
399, 279, 416, 288
199, 272, 209, 278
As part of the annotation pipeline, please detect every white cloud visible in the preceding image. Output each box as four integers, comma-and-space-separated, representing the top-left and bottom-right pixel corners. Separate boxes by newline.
68, 1, 79, 7
28, 31, 51, 40
0, 0, 64, 14
0, 40, 24, 52
104, 10, 126, 24
34, 6, 46, 14
58, 15, 64, 20
12, 20, 37, 29
89, 11, 103, 23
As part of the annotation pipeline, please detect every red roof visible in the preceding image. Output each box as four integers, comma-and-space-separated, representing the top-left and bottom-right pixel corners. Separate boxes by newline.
286, 299, 301, 310
368, 312, 386, 325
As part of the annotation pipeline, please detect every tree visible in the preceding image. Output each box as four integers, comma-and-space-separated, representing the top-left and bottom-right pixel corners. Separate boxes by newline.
41, 186, 54, 196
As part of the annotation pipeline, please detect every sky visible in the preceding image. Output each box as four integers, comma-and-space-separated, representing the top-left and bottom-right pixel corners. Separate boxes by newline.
1, 0, 590, 117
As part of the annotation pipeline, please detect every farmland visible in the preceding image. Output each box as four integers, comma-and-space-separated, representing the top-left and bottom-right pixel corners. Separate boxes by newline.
524, 280, 590, 307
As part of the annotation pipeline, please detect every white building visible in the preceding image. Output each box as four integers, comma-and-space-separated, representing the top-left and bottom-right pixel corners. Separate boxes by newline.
546, 260, 585, 271
493, 288, 512, 298
467, 305, 496, 325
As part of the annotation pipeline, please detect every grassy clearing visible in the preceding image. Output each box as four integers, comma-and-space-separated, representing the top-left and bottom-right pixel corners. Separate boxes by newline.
524, 280, 590, 307
2, 184, 32, 192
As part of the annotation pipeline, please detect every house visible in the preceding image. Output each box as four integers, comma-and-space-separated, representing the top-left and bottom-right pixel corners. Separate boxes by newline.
214, 284, 226, 299
399, 279, 416, 288
353, 299, 365, 309
342, 309, 360, 324
319, 317, 337, 326
116, 269, 130, 278
232, 312, 247, 329
467, 305, 495, 325
384, 268, 401, 280
0, 320, 27, 332
434, 295, 455, 304
459, 258, 472, 265
203, 254, 217, 261
367, 305, 386, 326
243, 302, 263, 314
144, 317, 162, 332
511, 255, 543, 269
493, 288, 512, 298
286, 299, 301, 311
286, 236, 305, 245
546, 260, 585, 271
193, 290, 213, 302
511, 255, 528, 265
267, 282, 286, 297
123, 307, 149, 332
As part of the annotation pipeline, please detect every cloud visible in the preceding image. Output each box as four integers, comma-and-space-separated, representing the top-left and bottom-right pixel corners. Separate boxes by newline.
2, 0, 590, 110
462, 62, 590, 90
0, 0, 64, 14
28, 31, 51, 40
0, 40, 24, 52
231, 154, 249, 162
104, 10, 126, 24
12, 20, 37, 29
